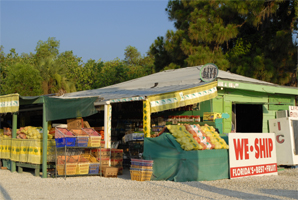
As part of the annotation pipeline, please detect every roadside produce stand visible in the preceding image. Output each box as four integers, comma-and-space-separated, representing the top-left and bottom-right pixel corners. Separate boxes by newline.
0, 94, 98, 178
1, 64, 297, 181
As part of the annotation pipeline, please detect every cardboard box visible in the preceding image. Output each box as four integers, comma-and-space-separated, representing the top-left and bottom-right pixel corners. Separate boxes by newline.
101, 166, 118, 177
67, 118, 83, 129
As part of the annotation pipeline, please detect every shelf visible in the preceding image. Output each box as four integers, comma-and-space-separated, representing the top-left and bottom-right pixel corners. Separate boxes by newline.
56, 173, 102, 177
56, 146, 100, 149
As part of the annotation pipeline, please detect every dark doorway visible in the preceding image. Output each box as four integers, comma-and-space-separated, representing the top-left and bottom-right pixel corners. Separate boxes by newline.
235, 104, 263, 133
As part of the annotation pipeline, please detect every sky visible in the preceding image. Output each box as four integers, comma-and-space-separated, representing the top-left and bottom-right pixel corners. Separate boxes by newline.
0, 0, 176, 63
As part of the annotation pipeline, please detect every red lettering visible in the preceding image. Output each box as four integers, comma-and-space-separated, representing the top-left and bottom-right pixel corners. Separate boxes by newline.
276, 135, 284, 144
265, 138, 268, 158
244, 138, 249, 160
233, 139, 244, 160
260, 138, 266, 158
255, 138, 259, 159
268, 138, 273, 157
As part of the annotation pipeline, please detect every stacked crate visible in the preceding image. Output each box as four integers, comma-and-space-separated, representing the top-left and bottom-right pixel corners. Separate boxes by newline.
91, 148, 111, 167
130, 159, 153, 181
111, 149, 123, 175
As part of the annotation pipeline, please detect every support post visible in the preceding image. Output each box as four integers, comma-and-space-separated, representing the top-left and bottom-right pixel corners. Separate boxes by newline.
104, 104, 112, 148
143, 100, 151, 138
42, 102, 48, 178
11, 112, 17, 172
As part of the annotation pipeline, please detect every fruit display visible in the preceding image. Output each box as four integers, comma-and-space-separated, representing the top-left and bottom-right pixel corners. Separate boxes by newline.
71, 129, 89, 136
56, 128, 75, 138
82, 128, 100, 136
185, 124, 214, 150
166, 125, 201, 151
167, 124, 229, 151
16, 126, 52, 139
200, 125, 229, 149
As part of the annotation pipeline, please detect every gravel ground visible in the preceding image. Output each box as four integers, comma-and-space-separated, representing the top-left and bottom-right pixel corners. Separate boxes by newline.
0, 168, 297, 200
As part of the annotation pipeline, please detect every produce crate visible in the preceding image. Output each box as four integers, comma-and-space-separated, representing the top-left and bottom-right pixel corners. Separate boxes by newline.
92, 148, 111, 158
57, 163, 77, 175
100, 141, 105, 148
71, 129, 89, 147
130, 168, 153, 181
111, 149, 123, 159
111, 159, 123, 168
131, 159, 153, 167
97, 158, 110, 166
55, 128, 76, 147
101, 166, 118, 178
89, 163, 100, 174
83, 128, 102, 147
76, 162, 90, 175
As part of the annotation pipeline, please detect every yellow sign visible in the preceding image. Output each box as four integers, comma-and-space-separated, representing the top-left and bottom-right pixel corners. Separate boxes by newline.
0, 93, 19, 113
148, 81, 217, 113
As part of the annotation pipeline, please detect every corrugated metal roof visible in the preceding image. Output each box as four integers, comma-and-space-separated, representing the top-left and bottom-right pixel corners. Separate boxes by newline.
62, 66, 292, 101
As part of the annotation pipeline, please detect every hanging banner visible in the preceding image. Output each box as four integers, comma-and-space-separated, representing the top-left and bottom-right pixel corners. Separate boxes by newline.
0, 138, 55, 164
148, 81, 217, 113
0, 94, 19, 113
143, 100, 151, 138
229, 133, 278, 179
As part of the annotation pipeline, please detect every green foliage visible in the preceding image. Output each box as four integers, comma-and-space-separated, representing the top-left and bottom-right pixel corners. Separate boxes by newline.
2, 63, 43, 96
149, 0, 298, 85
124, 46, 141, 65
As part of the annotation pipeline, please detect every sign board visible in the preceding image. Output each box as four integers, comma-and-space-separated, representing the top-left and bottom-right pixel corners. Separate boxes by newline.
200, 63, 218, 82
229, 133, 278, 179
289, 106, 298, 118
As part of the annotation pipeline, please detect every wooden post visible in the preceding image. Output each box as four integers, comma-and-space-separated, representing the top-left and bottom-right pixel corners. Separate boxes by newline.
42, 102, 48, 178
11, 113, 17, 172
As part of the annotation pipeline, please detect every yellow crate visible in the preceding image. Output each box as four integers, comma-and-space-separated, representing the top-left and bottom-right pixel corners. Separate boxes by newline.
76, 162, 90, 175
57, 163, 77, 175
88, 136, 101, 147
203, 112, 221, 121
130, 170, 153, 181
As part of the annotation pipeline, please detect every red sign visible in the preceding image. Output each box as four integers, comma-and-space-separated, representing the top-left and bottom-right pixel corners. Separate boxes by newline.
229, 133, 277, 179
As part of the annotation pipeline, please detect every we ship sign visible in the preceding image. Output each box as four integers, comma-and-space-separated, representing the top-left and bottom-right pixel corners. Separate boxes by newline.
229, 133, 278, 179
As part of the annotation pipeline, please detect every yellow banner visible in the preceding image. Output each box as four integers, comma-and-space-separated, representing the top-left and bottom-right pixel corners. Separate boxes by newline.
148, 81, 218, 113
0, 93, 19, 113
143, 100, 151, 138
0, 138, 55, 164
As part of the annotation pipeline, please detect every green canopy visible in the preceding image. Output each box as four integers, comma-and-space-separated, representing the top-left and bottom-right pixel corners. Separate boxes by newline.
18, 95, 98, 121
143, 133, 229, 182
44, 96, 98, 121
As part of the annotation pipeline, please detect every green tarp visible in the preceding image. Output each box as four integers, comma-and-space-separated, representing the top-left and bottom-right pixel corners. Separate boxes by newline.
43, 96, 98, 122
19, 95, 98, 121
143, 133, 229, 182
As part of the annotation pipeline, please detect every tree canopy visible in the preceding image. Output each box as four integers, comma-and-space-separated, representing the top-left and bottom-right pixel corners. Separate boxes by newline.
150, 0, 298, 86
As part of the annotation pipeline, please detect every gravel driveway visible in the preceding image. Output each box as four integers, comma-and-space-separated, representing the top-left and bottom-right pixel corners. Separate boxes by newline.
0, 168, 297, 200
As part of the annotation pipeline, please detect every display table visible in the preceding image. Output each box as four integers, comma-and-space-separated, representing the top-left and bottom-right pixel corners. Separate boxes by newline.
0, 138, 55, 164
143, 133, 229, 182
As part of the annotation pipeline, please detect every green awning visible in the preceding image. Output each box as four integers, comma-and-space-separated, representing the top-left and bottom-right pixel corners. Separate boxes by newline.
0, 94, 98, 121
43, 96, 98, 121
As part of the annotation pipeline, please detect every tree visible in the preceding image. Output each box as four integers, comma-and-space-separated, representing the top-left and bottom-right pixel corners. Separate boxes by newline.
149, 0, 298, 85
124, 46, 141, 65
2, 63, 43, 96
34, 38, 77, 94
